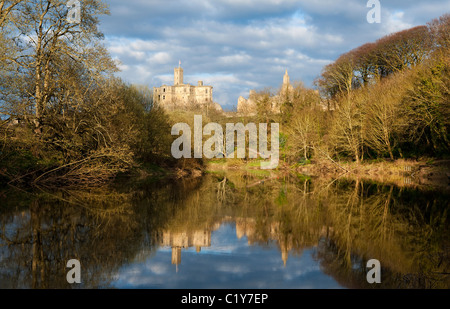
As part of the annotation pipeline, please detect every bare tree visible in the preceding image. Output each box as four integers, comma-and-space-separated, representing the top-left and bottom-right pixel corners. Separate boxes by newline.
331, 93, 365, 164
5, 0, 112, 126
287, 110, 318, 160
316, 53, 355, 100
428, 13, 450, 55
364, 76, 407, 160
0, 0, 23, 27
374, 26, 432, 76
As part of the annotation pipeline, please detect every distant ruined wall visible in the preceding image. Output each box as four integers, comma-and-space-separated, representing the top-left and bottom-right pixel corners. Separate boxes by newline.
237, 90, 258, 115
237, 70, 294, 115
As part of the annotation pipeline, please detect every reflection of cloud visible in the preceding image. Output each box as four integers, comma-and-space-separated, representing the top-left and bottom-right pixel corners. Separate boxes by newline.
215, 264, 250, 274
146, 263, 169, 275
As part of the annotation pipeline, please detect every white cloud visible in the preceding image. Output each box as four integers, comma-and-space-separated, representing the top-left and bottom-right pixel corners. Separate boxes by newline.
381, 10, 414, 34
99, 0, 448, 107
147, 52, 172, 64
218, 53, 252, 65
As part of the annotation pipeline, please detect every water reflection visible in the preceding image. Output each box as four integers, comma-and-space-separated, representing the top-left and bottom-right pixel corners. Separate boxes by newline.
161, 227, 213, 268
0, 172, 448, 289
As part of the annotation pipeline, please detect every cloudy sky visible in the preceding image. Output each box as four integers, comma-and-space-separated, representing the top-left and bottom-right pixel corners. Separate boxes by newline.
97, 0, 450, 109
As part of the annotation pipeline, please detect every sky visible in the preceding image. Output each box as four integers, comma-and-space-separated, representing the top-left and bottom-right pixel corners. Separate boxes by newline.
97, 0, 450, 110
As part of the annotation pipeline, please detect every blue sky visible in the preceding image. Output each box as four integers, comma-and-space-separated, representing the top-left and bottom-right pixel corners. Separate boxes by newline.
97, 0, 450, 109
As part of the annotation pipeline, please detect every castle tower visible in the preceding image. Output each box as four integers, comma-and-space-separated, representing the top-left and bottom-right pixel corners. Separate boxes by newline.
174, 66, 184, 85
283, 69, 290, 85
281, 69, 294, 100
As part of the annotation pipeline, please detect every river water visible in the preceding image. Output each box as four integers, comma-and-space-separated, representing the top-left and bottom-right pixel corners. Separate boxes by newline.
0, 171, 448, 289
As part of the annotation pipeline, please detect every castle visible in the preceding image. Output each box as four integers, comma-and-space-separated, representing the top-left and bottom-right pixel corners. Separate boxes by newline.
153, 65, 222, 112
237, 70, 294, 115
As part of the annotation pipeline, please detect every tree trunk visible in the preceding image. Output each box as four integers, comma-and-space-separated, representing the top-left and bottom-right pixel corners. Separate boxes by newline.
34, 1, 51, 128
388, 144, 394, 160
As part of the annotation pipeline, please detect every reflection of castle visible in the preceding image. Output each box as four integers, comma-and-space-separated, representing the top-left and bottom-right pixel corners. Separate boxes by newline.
235, 218, 293, 267
161, 230, 212, 267
160, 218, 323, 269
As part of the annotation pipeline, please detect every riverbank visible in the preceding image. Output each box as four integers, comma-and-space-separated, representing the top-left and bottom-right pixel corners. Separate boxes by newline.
307, 159, 450, 191
205, 158, 450, 191
2, 155, 447, 191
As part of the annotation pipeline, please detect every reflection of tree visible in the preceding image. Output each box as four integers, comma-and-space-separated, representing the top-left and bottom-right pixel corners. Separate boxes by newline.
217, 176, 231, 205
0, 186, 166, 288
30, 200, 45, 289
313, 179, 449, 288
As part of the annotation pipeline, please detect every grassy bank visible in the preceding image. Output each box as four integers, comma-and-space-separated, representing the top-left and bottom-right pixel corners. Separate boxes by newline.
205, 158, 450, 191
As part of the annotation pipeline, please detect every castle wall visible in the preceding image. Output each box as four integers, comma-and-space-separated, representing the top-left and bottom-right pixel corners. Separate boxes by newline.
194, 86, 213, 104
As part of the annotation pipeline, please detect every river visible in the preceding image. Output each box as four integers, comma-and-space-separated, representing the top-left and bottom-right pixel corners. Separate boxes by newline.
0, 171, 448, 289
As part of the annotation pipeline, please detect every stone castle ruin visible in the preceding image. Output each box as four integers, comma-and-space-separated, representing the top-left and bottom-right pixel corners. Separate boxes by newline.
153, 65, 223, 112
237, 70, 294, 115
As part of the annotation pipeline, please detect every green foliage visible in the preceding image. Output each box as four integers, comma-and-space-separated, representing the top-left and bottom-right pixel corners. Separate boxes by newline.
0, 149, 37, 173
297, 158, 311, 165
